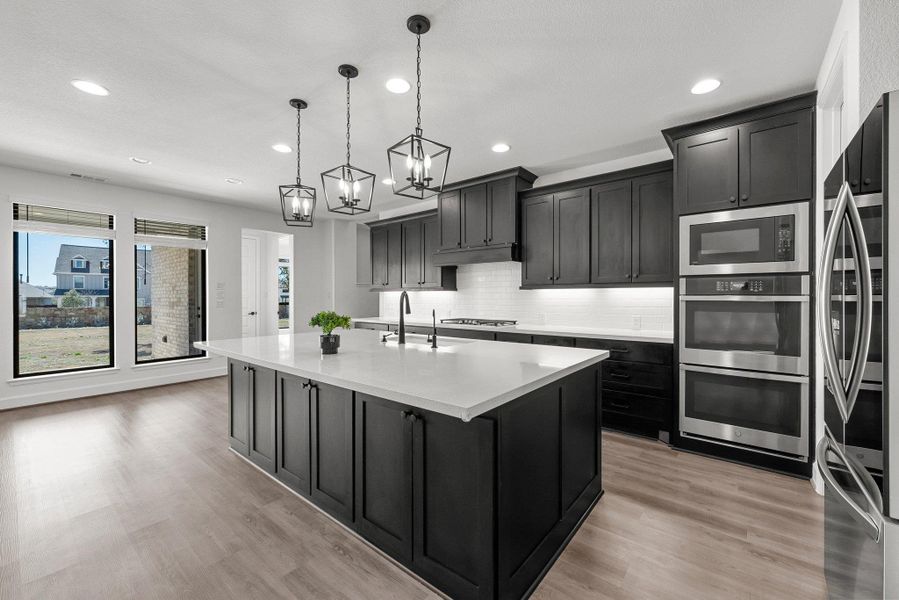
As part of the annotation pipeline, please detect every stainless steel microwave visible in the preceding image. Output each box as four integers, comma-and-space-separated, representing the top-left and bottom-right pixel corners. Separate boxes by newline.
679, 202, 810, 276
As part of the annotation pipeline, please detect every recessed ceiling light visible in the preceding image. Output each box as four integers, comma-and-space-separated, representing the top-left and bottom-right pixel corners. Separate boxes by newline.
130, 156, 151, 165
385, 78, 411, 94
71, 79, 110, 96
491, 143, 510, 153
225, 178, 243, 185
381, 177, 395, 185
690, 79, 721, 95
272, 144, 292, 153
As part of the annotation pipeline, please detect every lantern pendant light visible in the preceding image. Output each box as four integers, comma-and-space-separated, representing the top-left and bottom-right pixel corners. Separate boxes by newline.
280, 99, 317, 227
321, 65, 375, 215
387, 15, 451, 199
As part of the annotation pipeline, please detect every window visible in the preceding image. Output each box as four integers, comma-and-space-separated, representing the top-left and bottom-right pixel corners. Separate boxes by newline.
134, 218, 207, 363
103, 277, 109, 289
278, 259, 290, 330
13, 203, 115, 377
100, 258, 110, 271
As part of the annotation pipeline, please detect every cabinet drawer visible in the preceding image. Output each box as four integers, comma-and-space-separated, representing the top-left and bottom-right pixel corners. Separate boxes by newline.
602, 389, 665, 422
496, 332, 533, 344
601, 360, 672, 397
436, 328, 496, 341
355, 321, 389, 331
532, 335, 575, 347
576, 338, 672, 365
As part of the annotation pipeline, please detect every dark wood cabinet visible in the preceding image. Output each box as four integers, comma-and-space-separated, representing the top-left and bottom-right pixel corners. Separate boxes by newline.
386, 223, 402, 289
370, 223, 402, 288
738, 109, 813, 207
847, 101, 884, 195
554, 188, 590, 284
228, 359, 251, 455
355, 393, 413, 563
420, 216, 442, 287
248, 364, 277, 473
676, 127, 739, 214
631, 171, 674, 283
370, 213, 455, 291
560, 368, 600, 512
276, 372, 312, 495
521, 194, 555, 285
401, 219, 422, 288
370, 226, 388, 287
487, 178, 516, 245
310, 381, 354, 525
591, 180, 632, 284
438, 189, 462, 251
462, 184, 489, 248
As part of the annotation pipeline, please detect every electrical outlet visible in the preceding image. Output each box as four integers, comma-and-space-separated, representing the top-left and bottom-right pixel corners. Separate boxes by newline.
631, 316, 642, 330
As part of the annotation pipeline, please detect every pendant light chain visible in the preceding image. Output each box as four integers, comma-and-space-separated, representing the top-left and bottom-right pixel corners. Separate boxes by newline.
296, 106, 302, 184
345, 75, 352, 166
415, 32, 422, 134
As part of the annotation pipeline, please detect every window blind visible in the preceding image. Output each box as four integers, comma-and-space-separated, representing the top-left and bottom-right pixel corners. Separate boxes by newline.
13, 203, 114, 229
134, 218, 207, 240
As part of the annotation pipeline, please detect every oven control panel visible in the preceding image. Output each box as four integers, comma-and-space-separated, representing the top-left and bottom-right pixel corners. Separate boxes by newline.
775, 218, 794, 261
682, 274, 807, 295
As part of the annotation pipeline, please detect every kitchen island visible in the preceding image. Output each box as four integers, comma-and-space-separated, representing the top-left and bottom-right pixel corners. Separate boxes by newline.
196, 329, 608, 600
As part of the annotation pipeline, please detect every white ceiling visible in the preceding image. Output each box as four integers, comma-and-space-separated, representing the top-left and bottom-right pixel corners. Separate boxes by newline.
0, 0, 841, 217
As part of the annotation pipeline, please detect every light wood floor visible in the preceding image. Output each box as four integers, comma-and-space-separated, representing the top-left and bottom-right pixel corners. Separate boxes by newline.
0, 378, 825, 599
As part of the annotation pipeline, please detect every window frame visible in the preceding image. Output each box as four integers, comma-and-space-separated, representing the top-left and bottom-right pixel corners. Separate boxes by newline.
12, 231, 115, 379
133, 244, 207, 365
72, 274, 85, 289
71, 256, 86, 269
103, 276, 109, 290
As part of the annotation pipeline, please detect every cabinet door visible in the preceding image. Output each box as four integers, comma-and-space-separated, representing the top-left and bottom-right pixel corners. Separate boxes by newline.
276, 373, 312, 496
438, 190, 462, 251
355, 394, 413, 563
590, 180, 632, 284
412, 411, 495, 600
421, 216, 442, 288
631, 171, 673, 283
370, 226, 389, 287
676, 127, 739, 214
402, 219, 422, 288
310, 381, 354, 525
487, 178, 516, 245
228, 359, 250, 455
521, 194, 554, 286
386, 222, 403, 288
462, 184, 488, 248
553, 188, 590, 284
248, 365, 276, 473
560, 367, 600, 512
738, 109, 812, 207
861, 103, 884, 194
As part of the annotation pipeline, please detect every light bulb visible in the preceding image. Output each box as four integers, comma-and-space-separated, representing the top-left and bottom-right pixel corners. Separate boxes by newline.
423, 154, 432, 180
292, 196, 300, 216
353, 180, 360, 195
406, 154, 414, 169
302, 198, 310, 216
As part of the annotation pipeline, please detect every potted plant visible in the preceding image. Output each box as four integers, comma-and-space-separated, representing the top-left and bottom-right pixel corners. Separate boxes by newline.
308, 311, 352, 354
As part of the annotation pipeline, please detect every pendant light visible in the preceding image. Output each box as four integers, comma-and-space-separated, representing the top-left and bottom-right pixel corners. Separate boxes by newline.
279, 99, 317, 227
386, 15, 451, 199
321, 65, 375, 215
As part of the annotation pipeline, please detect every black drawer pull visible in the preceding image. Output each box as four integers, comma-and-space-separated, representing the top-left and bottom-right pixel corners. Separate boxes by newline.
609, 401, 631, 410
610, 347, 631, 353
609, 372, 631, 380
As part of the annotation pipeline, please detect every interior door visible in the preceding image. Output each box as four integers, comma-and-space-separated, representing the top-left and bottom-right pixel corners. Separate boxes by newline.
241, 236, 259, 337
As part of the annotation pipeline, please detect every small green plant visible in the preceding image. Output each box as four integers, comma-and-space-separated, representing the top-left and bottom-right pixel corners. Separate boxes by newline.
308, 311, 351, 336
60, 289, 87, 308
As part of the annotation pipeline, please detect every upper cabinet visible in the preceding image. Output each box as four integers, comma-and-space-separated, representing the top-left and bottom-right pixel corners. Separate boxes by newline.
369, 212, 456, 292
663, 92, 816, 215
846, 101, 884, 195
434, 167, 537, 266
521, 162, 674, 288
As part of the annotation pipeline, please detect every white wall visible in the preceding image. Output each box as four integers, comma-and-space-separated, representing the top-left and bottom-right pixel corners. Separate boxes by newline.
0, 164, 368, 409
859, 0, 899, 115
378, 262, 673, 333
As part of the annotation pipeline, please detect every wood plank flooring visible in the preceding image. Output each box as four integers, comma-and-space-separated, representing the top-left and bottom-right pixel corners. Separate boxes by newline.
0, 378, 825, 599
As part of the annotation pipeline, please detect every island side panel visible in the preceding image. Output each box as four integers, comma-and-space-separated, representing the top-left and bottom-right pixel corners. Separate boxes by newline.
496, 365, 602, 600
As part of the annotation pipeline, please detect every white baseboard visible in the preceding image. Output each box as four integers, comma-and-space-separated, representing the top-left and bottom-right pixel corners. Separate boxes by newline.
0, 366, 227, 410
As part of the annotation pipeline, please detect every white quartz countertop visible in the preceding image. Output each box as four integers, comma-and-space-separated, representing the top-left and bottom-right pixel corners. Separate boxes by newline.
354, 317, 674, 344
196, 330, 608, 421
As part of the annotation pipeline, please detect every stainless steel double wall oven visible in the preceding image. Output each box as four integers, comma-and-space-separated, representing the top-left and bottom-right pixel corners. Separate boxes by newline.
678, 201, 811, 459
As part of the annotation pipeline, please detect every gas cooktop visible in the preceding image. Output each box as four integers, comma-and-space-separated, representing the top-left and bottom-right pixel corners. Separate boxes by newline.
440, 318, 517, 327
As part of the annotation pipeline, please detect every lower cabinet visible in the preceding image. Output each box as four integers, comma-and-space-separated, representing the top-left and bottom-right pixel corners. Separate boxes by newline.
228, 360, 251, 455
276, 373, 312, 496
228, 359, 276, 472
310, 381, 355, 525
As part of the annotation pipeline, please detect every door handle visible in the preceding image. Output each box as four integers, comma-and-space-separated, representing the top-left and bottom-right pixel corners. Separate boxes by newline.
843, 188, 873, 420
816, 435, 883, 542
248, 311, 257, 316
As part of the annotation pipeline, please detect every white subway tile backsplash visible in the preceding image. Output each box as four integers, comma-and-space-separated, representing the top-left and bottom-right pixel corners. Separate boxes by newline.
377, 262, 674, 332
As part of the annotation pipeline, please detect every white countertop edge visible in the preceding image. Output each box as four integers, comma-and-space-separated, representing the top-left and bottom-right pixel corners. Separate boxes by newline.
194, 341, 608, 421
353, 317, 674, 345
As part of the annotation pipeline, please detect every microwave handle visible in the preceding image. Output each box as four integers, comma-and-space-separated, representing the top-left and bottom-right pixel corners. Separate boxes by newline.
817, 182, 852, 422
843, 185, 874, 420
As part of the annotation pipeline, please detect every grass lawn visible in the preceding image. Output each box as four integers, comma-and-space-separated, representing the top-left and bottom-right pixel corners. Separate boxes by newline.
18, 325, 154, 374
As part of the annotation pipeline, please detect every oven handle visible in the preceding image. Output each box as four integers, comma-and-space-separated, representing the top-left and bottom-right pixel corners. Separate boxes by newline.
818, 181, 853, 423
678, 363, 809, 383
679, 295, 809, 302
816, 435, 883, 542
844, 187, 874, 421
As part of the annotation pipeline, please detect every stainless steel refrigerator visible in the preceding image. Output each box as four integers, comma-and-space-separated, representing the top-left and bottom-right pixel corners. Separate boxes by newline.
818, 92, 899, 599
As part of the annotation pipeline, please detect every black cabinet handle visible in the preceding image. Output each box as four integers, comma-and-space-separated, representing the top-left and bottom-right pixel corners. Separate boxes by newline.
488, 237, 492, 242
547, 276, 553, 281
609, 371, 631, 380
402, 411, 420, 422
851, 180, 859, 187
864, 178, 872, 185
633, 273, 639, 279
624, 273, 631, 279
610, 347, 631, 354
609, 401, 631, 410
483, 238, 488, 244
457, 242, 461, 247
302, 381, 311, 389
741, 194, 748, 201
729, 196, 737, 203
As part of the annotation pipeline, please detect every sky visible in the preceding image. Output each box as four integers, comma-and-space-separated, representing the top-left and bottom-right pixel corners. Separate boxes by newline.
16, 232, 109, 287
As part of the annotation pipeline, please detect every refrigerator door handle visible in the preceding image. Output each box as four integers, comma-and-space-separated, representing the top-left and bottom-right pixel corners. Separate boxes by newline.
843, 185, 874, 419
818, 182, 852, 422
816, 436, 883, 542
